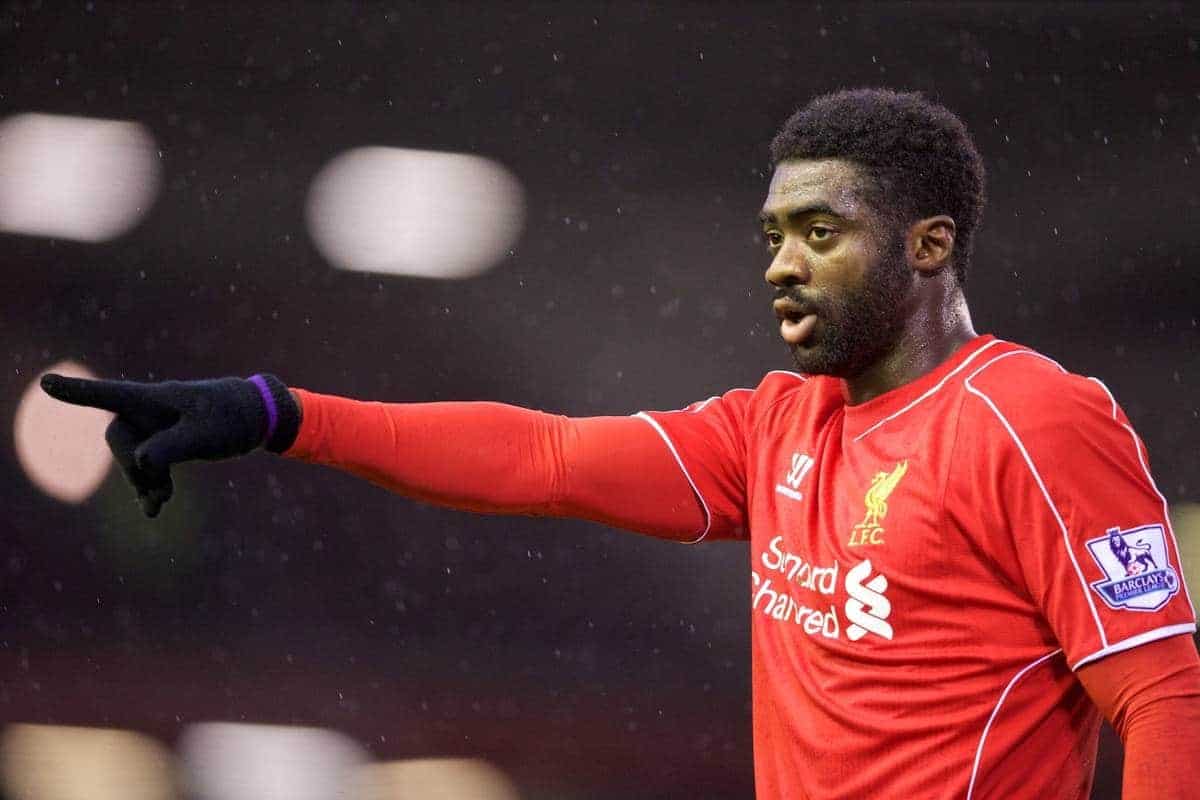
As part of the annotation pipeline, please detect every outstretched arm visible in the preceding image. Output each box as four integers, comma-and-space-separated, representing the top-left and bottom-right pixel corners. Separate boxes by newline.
1077, 634, 1200, 800
285, 388, 706, 540
40, 372, 707, 540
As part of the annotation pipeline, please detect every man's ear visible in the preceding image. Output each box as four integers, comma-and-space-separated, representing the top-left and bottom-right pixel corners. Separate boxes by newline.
906, 215, 956, 275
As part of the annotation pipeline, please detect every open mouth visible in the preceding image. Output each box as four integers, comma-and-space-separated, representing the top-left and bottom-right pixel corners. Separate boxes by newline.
773, 300, 819, 346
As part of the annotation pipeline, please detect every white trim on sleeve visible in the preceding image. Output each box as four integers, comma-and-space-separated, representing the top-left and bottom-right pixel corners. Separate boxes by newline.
1085, 376, 1196, 620
634, 412, 714, 545
964, 352, 1110, 650
1071, 623, 1198, 670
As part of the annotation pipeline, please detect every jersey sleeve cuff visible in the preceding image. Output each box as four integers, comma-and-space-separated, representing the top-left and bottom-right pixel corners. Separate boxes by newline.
1071, 623, 1198, 670
279, 387, 323, 459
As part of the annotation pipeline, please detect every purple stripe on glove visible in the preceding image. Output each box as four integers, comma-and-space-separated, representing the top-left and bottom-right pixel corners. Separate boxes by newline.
249, 374, 279, 443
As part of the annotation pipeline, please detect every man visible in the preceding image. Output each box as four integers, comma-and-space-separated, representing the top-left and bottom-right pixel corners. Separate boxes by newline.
43, 89, 1200, 798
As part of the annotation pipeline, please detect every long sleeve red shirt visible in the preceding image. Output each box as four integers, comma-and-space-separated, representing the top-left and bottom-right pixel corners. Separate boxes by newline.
285, 358, 1200, 799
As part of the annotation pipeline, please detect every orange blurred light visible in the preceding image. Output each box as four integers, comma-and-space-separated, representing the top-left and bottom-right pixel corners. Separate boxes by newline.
0, 724, 176, 800
350, 758, 521, 800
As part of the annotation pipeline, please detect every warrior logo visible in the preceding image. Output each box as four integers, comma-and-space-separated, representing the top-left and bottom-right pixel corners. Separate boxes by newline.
848, 460, 908, 546
844, 560, 893, 641
1085, 524, 1180, 612
775, 452, 815, 502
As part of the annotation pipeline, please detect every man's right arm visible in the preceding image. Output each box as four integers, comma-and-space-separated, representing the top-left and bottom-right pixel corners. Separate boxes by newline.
39, 371, 708, 540
283, 389, 707, 541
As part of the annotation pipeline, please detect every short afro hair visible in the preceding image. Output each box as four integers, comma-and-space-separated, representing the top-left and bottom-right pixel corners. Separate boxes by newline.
770, 89, 985, 285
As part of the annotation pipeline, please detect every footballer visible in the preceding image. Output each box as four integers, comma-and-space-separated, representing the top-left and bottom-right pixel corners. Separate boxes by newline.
43, 89, 1200, 799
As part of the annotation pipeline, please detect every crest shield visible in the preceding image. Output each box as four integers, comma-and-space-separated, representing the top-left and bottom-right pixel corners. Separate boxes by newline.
1085, 524, 1180, 612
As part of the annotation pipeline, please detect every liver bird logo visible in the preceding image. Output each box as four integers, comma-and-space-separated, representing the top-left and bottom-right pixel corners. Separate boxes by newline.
849, 460, 909, 546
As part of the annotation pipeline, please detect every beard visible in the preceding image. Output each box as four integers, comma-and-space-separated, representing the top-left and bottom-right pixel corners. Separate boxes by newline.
783, 241, 910, 378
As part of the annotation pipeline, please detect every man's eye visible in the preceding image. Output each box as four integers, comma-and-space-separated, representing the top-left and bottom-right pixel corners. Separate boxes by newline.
764, 231, 783, 248
808, 226, 835, 242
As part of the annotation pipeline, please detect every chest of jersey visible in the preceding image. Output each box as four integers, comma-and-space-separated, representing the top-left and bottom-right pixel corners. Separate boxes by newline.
744, 388, 965, 657
716, 342, 1162, 798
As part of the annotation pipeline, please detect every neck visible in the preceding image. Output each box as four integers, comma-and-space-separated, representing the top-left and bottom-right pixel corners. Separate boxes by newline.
843, 286, 976, 405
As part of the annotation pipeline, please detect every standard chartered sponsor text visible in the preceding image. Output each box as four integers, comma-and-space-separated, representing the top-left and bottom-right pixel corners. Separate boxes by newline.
752, 535, 842, 639
752, 536, 895, 642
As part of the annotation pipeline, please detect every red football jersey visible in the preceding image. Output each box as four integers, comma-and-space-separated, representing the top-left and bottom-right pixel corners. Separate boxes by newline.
638, 335, 1195, 799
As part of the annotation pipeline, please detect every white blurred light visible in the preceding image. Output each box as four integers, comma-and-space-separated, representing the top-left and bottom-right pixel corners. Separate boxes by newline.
0, 724, 176, 800
14, 360, 113, 503
0, 112, 160, 242
179, 723, 368, 800
306, 146, 525, 279
350, 758, 520, 800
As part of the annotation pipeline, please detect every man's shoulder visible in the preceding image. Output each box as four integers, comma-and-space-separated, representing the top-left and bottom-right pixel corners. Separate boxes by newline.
959, 340, 1120, 433
746, 369, 836, 412
753, 368, 811, 394
732, 370, 850, 436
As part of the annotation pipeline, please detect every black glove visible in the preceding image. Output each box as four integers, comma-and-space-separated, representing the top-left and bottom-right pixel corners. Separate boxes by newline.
40, 372, 300, 517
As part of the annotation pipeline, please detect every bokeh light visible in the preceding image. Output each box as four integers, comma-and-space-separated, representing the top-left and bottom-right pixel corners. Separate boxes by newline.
178, 723, 367, 800
0, 724, 176, 800
305, 146, 525, 279
351, 758, 520, 800
0, 113, 160, 242
1172, 504, 1200, 597
14, 360, 113, 504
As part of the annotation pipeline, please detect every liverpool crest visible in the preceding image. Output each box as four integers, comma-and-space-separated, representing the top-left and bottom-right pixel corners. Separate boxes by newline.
848, 460, 908, 547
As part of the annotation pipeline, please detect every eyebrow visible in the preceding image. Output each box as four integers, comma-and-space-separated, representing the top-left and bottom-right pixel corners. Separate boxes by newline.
757, 203, 842, 226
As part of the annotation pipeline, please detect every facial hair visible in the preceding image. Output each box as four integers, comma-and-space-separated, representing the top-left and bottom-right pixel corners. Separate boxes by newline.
785, 239, 910, 378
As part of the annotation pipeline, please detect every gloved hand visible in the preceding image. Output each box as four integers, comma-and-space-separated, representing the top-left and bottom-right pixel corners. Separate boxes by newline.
40, 373, 300, 517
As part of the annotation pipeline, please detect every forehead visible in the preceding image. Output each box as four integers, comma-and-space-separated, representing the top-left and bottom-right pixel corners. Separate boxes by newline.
761, 158, 871, 220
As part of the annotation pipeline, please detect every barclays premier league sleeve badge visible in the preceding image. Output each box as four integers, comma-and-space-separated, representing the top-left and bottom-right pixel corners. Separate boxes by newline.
1085, 524, 1181, 612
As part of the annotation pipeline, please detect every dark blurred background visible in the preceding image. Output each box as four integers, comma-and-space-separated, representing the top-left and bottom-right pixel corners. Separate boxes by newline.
1, 2, 1197, 797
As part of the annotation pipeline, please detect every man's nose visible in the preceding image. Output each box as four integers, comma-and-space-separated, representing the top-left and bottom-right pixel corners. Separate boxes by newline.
765, 242, 811, 288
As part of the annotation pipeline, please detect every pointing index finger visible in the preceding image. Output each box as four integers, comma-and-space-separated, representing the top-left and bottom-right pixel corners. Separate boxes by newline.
40, 373, 154, 414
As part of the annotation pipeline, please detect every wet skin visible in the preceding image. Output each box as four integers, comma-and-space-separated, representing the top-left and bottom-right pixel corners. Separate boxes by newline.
759, 158, 977, 405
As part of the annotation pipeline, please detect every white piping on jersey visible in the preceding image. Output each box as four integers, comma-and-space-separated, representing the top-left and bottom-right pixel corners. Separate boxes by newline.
1085, 376, 1196, 621
634, 412, 713, 544
659, 372, 803, 415
852, 338, 1006, 441
686, 387, 753, 415
1087, 377, 1119, 418
765, 369, 808, 381
632, 372, 801, 541
1072, 623, 1197, 670
965, 648, 1063, 800
963, 350, 1110, 650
